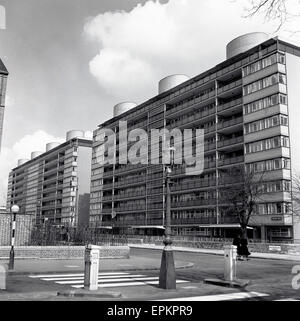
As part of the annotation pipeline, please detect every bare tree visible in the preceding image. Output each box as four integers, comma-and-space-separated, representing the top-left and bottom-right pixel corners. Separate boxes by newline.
246, 0, 300, 31
219, 165, 265, 239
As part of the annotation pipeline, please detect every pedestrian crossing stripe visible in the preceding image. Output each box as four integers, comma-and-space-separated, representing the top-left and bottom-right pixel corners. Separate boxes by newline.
154, 292, 269, 301
56, 276, 161, 284
28, 272, 189, 289
29, 272, 129, 278
72, 280, 189, 289
41, 274, 145, 281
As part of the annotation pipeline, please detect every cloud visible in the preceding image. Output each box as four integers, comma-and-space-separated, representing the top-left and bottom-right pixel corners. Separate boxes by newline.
0, 130, 64, 206
84, 0, 278, 103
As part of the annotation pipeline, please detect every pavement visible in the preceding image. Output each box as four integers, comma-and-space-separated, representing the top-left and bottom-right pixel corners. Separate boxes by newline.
128, 243, 300, 261
0, 254, 193, 275
0, 244, 300, 301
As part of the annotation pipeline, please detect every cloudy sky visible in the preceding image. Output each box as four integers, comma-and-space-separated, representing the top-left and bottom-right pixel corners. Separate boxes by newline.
0, 0, 300, 205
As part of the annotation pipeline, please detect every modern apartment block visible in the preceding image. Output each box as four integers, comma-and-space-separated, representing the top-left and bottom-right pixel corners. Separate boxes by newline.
0, 58, 8, 152
90, 33, 300, 242
7, 130, 92, 227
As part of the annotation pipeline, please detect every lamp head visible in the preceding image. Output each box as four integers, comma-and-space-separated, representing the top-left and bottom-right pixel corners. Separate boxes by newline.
11, 204, 20, 213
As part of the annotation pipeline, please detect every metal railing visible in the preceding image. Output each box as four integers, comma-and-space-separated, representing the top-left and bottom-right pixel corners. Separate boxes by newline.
29, 225, 128, 246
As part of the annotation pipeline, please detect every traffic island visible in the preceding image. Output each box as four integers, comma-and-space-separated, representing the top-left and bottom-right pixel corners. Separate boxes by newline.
57, 289, 122, 299
204, 278, 250, 288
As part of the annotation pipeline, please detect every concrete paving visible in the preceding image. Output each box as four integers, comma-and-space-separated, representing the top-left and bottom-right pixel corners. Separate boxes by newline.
0, 254, 193, 275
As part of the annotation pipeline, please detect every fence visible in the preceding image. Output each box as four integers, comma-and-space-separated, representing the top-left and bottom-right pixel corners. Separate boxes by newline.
28, 225, 127, 246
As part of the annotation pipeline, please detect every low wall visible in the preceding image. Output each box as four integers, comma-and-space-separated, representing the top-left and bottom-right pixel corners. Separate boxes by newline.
0, 246, 130, 259
128, 237, 300, 255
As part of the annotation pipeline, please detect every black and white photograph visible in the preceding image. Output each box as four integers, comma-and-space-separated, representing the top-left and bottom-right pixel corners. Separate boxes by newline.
1, 0, 300, 314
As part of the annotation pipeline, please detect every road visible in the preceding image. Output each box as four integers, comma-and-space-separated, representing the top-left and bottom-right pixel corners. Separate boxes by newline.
1, 247, 300, 301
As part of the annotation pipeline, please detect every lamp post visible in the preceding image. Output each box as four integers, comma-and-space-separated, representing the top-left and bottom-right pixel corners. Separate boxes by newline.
8, 204, 19, 270
159, 147, 176, 289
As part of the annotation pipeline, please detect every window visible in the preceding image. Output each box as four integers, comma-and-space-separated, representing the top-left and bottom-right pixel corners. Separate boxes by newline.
244, 114, 288, 134
243, 53, 285, 77
246, 136, 290, 154
243, 73, 287, 96
244, 94, 287, 115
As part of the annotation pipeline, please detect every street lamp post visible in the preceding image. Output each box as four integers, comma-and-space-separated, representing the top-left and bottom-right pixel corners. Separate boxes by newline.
159, 147, 176, 289
8, 204, 20, 270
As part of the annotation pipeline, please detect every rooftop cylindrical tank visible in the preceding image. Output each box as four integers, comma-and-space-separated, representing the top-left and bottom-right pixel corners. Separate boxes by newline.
226, 32, 269, 59
159, 74, 190, 94
84, 131, 93, 140
46, 142, 60, 152
66, 130, 84, 141
113, 102, 138, 117
31, 151, 43, 160
17, 159, 29, 167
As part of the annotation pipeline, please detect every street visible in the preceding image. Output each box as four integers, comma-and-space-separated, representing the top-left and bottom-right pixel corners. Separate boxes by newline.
1, 247, 300, 301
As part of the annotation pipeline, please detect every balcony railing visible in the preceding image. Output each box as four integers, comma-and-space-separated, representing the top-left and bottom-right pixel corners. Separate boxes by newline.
217, 136, 244, 148
171, 179, 216, 192
218, 116, 243, 130
218, 98, 243, 112
169, 108, 216, 128
218, 79, 242, 95
218, 156, 244, 167
171, 217, 217, 225
167, 91, 216, 116
171, 199, 217, 208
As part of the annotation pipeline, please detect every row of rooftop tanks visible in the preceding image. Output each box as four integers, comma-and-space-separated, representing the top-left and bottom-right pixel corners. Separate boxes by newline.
16, 32, 270, 167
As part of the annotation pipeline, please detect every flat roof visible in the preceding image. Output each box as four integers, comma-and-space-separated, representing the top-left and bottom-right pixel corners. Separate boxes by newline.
11, 137, 92, 171
98, 37, 300, 129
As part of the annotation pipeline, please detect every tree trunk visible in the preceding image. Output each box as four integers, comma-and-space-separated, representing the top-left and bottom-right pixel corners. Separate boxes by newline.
240, 225, 247, 239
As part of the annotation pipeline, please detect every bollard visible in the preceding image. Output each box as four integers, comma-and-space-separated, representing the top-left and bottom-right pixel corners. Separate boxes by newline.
0, 264, 7, 290
224, 245, 237, 282
84, 244, 100, 291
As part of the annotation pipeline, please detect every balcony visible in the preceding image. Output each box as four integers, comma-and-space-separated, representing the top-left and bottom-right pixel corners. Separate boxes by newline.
218, 156, 244, 167
171, 217, 217, 225
171, 179, 216, 192
115, 205, 146, 212
114, 177, 146, 188
114, 191, 146, 200
167, 91, 216, 117
218, 98, 243, 113
218, 79, 242, 95
172, 199, 217, 208
217, 136, 244, 149
218, 116, 243, 130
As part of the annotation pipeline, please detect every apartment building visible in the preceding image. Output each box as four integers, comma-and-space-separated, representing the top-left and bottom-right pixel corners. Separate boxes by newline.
7, 130, 92, 227
90, 33, 300, 242
0, 58, 8, 152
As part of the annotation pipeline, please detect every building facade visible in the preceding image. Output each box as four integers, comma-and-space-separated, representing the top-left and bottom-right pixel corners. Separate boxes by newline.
7, 130, 92, 227
90, 33, 300, 242
0, 58, 8, 152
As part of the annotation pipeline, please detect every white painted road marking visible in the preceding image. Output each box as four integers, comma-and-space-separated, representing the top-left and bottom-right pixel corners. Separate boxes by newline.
29, 272, 189, 289
154, 292, 269, 301
29, 272, 129, 278
72, 280, 189, 289
42, 274, 145, 281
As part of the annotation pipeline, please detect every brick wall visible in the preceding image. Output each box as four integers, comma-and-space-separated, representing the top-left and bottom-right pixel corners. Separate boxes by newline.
0, 212, 34, 246
0, 246, 130, 259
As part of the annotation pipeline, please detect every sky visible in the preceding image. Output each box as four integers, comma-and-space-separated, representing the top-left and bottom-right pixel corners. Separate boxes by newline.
0, 0, 300, 205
